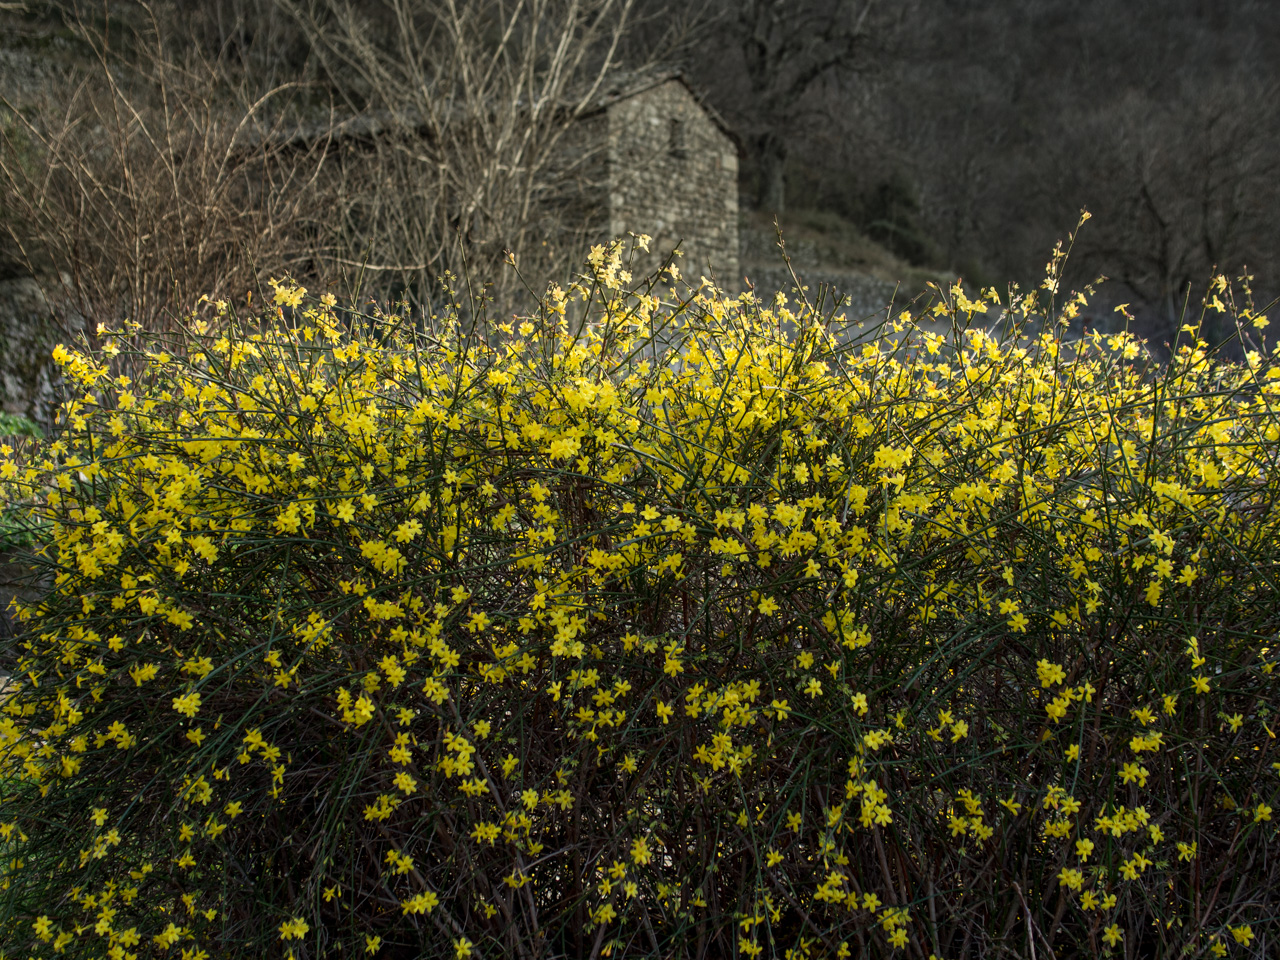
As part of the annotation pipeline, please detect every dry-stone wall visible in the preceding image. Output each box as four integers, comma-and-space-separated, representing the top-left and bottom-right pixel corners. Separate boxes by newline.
0, 278, 74, 431
1, 13, 80, 430
741, 265, 906, 322
738, 220, 960, 325
603, 79, 739, 289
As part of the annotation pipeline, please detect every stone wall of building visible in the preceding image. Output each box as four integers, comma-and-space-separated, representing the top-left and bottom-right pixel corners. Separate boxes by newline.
604, 79, 739, 290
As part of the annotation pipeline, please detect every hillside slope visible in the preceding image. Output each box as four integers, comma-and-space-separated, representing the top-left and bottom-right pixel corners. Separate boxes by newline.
739, 208, 957, 321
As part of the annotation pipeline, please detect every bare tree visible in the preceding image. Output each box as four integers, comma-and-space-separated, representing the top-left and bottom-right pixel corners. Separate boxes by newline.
279, 0, 644, 307
686, 0, 905, 216
825, 0, 1280, 340
1060, 80, 1280, 338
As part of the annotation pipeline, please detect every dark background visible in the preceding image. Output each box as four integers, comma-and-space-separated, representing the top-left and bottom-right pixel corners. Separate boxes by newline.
679, 0, 1280, 345
4, 0, 1278, 346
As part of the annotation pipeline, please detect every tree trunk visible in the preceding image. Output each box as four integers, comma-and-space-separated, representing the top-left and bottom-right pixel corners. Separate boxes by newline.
755, 131, 787, 215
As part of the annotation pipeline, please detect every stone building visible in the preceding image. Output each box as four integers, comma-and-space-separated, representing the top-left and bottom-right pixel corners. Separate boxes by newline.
577, 71, 740, 288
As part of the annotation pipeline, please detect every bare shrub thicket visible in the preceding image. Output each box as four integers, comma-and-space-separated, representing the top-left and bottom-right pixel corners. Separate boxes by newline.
0, 3, 330, 332
1, 0, 659, 330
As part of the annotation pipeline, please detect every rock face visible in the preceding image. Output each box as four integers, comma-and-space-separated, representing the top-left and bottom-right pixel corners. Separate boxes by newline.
0, 48, 58, 109
0, 276, 73, 432
1, 11, 79, 431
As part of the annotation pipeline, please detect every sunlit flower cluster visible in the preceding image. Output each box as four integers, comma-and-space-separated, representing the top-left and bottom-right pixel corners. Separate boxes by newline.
1, 242, 1278, 959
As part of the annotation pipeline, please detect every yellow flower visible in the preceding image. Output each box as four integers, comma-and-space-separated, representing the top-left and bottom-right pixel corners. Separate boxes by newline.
630, 836, 652, 865
394, 519, 423, 542
1231, 926, 1254, 946
1036, 659, 1066, 687
33, 915, 54, 942
393, 772, 417, 795
1119, 762, 1149, 787
758, 596, 779, 616
129, 662, 159, 686
278, 917, 310, 940
1102, 924, 1122, 947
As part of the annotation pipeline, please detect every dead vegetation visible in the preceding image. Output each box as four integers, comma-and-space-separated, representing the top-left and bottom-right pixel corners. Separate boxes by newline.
0, 0, 672, 334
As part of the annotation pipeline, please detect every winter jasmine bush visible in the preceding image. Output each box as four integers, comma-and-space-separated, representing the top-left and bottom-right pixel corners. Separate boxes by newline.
1, 239, 1278, 959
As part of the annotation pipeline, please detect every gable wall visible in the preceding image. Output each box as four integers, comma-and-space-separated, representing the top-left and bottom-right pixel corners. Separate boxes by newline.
605, 80, 739, 289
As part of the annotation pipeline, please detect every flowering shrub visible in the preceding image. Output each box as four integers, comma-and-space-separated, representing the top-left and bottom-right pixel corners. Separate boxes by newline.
1, 243, 1278, 959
